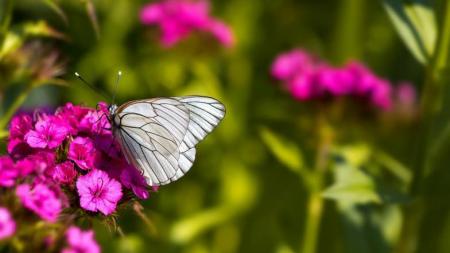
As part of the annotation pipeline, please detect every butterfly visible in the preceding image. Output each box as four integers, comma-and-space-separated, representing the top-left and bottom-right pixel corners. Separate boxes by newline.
75, 72, 225, 186
108, 96, 225, 186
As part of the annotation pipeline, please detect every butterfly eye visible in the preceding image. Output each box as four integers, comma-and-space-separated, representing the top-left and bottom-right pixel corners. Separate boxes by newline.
108, 105, 117, 116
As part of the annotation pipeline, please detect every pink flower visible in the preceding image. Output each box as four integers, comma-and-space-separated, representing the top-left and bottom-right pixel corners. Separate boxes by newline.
271, 49, 316, 81
9, 114, 33, 140
16, 183, 62, 222
49, 161, 77, 184
120, 166, 149, 199
79, 110, 111, 135
7, 138, 32, 159
371, 80, 393, 110
55, 103, 90, 135
68, 137, 96, 170
289, 72, 316, 100
8, 114, 33, 158
62, 226, 100, 253
208, 20, 234, 47
0, 156, 18, 187
140, 0, 234, 47
25, 117, 69, 149
396, 82, 416, 108
316, 65, 356, 96
271, 48, 397, 110
15, 157, 36, 177
29, 151, 56, 176
93, 135, 122, 159
76, 170, 123, 215
0, 207, 15, 240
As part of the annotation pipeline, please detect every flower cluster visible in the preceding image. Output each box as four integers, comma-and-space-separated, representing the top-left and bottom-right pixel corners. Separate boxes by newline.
62, 226, 100, 253
140, 0, 234, 47
271, 49, 416, 111
0, 103, 153, 249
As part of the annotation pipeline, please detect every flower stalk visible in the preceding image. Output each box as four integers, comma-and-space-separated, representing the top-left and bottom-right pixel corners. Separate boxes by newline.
396, 1, 450, 252
300, 110, 331, 253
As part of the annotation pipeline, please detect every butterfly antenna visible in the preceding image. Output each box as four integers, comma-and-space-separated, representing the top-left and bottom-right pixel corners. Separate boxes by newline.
74, 72, 112, 101
111, 70, 122, 105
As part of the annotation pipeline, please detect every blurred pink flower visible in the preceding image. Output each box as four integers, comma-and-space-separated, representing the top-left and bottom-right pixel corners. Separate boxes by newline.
120, 166, 149, 199
207, 19, 234, 47
50, 161, 77, 184
16, 183, 62, 222
76, 170, 123, 215
62, 226, 100, 253
289, 72, 316, 100
270, 48, 409, 110
271, 49, 315, 81
316, 65, 356, 96
0, 207, 15, 240
0, 156, 18, 187
370, 80, 393, 110
396, 82, 417, 108
25, 117, 69, 149
140, 0, 234, 47
68, 137, 96, 170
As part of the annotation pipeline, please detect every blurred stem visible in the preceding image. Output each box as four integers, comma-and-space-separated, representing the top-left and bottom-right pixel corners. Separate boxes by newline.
301, 192, 324, 253
396, 1, 450, 252
418, 0, 450, 123
410, 0, 450, 199
0, 86, 32, 130
300, 110, 331, 253
332, 0, 366, 63
0, 0, 14, 48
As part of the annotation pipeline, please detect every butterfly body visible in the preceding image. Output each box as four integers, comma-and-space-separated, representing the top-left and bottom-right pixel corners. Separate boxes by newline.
108, 96, 225, 186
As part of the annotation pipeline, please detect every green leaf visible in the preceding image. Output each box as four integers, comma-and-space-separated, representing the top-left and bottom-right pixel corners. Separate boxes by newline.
22, 20, 66, 40
332, 143, 371, 168
404, 0, 437, 55
383, 0, 437, 64
42, 0, 68, 25
259, 127, 303, 173
0, 32, 21, 59
84, 0, 100, 39
373, 151, 412, 185
323, 163, 381, 204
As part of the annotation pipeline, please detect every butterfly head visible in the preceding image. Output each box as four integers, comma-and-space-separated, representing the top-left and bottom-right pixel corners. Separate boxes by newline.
108, 104, 118, 116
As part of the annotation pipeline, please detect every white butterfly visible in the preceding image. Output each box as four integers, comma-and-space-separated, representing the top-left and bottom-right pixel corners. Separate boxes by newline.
108, 96, 225, 186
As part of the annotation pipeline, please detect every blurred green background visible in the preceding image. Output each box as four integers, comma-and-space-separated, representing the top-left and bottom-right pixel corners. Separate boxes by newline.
2, 0, 450, 252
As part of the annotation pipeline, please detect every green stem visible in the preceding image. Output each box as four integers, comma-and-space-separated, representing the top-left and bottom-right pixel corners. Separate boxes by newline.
300, 111, 331, 253
0, 87, 32, 130
301, 192, 324, 253
433, 0, 450, 71
411, 0, 450, 197
396, 1, 450, 252
332, 0, 366, 63
0, 0, 14, 48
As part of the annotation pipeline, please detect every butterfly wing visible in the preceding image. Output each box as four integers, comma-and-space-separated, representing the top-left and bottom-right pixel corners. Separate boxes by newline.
170, 96, 226, 181
113, 96, 225, 186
